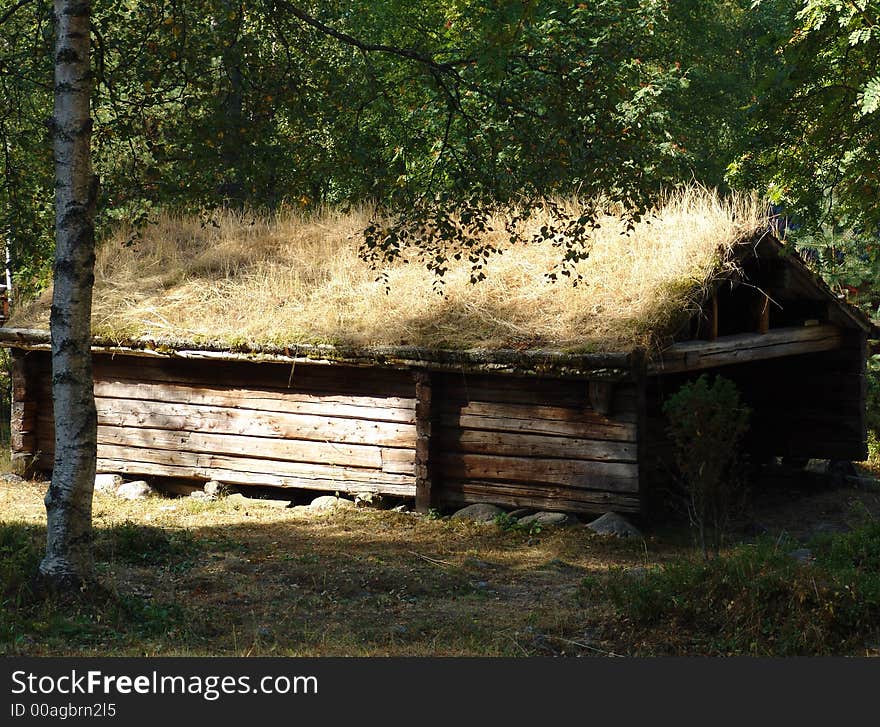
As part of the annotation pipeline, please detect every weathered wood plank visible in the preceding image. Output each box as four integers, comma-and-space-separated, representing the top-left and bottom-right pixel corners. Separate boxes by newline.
93, 355, 418, 398
438, 479, 641, 513
437, 375, 638, 408
651, 324, 845, 374
90, 444, 413, 487
437, 413, 637, 441
35, 379, 417, 424
78, 397, 416, 448
434, 429, 637, 462
436, 453, 639, 492
436, 398, 638, 424
381, 447, 416, 475
81, 426, 389, 468
82, 457, 417, 496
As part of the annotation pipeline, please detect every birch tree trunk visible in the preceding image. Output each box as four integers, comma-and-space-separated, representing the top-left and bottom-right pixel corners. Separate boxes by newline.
39, 0, 98, 590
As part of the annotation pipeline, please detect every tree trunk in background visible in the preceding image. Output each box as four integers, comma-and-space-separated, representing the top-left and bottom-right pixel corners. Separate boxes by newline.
39, 0, 98, 590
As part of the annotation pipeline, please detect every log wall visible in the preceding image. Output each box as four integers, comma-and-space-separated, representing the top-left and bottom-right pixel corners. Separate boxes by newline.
31, 353, 419, 497
431, 373, 641, 514
12, 350, 643, 515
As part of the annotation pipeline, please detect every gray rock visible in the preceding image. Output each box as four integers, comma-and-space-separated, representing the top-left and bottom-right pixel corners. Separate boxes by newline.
586, 512, 642, 538
189, 491, 214, 502
94, 473, 124, 494
309, 495, 355, 511
0, 473, 24, 484
508, 508, 536, 520
116, 480, 155, 500
788, 548, 814, 564
450, 503, 507, 522
203, 480, 225, 497
391, 504, 409, 513
517, 511, 578, 528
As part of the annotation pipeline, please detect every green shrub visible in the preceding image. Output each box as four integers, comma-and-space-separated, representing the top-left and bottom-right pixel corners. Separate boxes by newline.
662, 374, 751, 557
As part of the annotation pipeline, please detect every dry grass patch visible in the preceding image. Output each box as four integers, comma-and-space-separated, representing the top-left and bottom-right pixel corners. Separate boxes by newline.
11, 188, 765, 352
0, 479, 658, 656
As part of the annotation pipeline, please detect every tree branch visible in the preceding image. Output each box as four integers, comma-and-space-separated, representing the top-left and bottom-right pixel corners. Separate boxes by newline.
271, 0, 464, 73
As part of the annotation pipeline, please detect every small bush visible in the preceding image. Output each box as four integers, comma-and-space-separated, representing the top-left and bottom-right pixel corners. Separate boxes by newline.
663, 374, 750, 557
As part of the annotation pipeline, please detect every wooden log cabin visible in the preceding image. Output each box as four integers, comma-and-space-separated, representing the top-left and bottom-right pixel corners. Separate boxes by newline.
1, 230, 876, 518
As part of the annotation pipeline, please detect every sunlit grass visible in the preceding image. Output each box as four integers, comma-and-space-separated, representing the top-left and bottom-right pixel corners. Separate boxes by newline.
12, 187, 766, 353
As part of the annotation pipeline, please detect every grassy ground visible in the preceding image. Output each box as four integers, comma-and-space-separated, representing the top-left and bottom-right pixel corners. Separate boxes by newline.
3, 473, 880, 656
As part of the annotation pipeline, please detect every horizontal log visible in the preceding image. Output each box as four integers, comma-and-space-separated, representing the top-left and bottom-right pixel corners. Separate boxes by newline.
437, 413, 637, 442
436, 375, 638, 408
42, 397, 416, 448
91, 443, 414, 488
380, 447, 416, 475
93, 356, 417, 399
438, 479, 641, 514
436, 399, 637, 425
36, 379, 416, 424
434, 429, 637, 462
81, 457, 417, 496
0, 327, 637, 378
87, 426, 396, 469
436, 453, 639, 492
651, 324, 845, 374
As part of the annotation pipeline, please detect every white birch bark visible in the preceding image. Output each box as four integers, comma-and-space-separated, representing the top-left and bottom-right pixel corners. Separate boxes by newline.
39, 0, 98, 588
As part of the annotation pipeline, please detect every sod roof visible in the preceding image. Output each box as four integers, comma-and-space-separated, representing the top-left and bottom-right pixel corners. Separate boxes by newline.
10, 188, 773, 356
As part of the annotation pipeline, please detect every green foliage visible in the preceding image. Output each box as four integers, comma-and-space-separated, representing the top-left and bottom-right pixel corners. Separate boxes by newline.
587, 522, 880, 655
663, 374, 751, 556
732, 0, 880, 243
493, 512, 542, 536
1, 0, 715, 297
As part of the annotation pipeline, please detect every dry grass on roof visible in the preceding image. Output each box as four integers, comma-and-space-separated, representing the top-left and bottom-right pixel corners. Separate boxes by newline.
10, 187, 766, 353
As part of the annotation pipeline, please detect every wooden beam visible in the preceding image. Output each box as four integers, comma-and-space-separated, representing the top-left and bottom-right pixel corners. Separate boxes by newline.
413, 370, 433, 513
649, 324, 845, 374
0, 326, 637, 380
